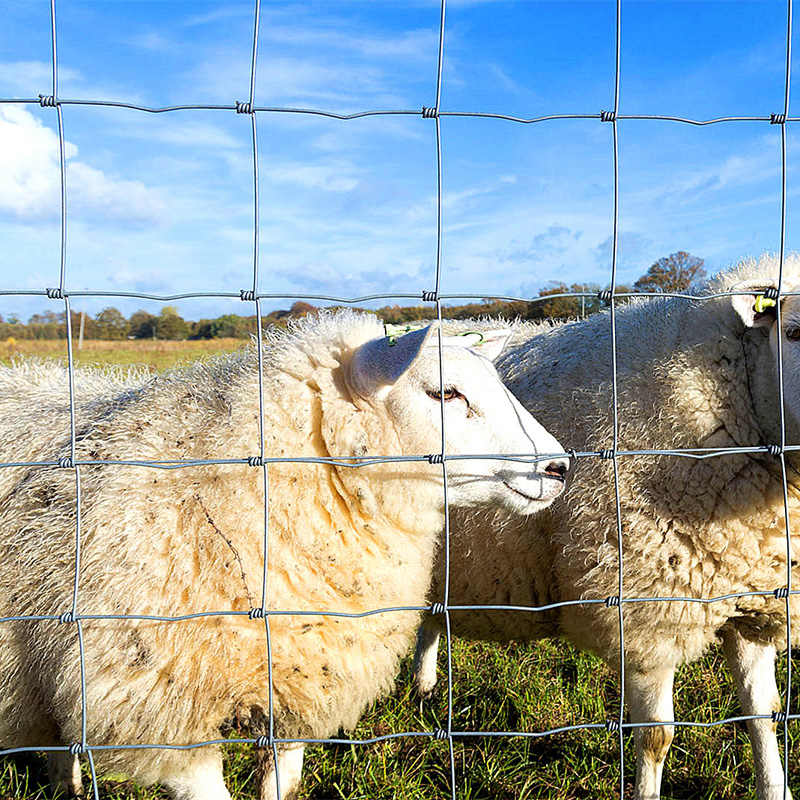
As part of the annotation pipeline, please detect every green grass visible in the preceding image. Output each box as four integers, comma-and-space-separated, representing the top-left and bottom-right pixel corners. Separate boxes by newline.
3, 639, 799, 799
0, 338, 246, 372
1, 343, 797, 798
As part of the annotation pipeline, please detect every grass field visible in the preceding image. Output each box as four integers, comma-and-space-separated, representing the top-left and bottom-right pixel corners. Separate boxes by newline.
0, 337, 247, 372
0, 340, 797, 799
2, 637, 799, 799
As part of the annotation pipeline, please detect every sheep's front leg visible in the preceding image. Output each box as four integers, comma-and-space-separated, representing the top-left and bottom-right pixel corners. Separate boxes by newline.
626, 665, 675, 800
256, 743, 305, 800
160, 747, 232, 800
722, 626, 793, 800
48, 751, 83, 797
412, 617, 441, 697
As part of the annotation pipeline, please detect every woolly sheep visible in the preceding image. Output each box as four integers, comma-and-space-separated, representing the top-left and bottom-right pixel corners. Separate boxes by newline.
413, 255, 800, 800
0, 310, 568, 800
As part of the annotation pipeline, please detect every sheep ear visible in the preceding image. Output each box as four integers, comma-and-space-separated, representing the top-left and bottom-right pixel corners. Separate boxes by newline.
435, 329, 512, 361
731, 280, 779, 329
349, 325, 435, 399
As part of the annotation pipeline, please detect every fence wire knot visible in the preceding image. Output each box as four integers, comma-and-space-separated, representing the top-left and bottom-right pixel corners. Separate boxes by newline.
69, 742, 85, 755
427, 454, 444, 465
771, 113, 787, 125
255, 735, 271, 748
58, 457, 74, 469
240, 289, 257, 302
248, 607, 266, 620
605, 719, 621, 733
235, 101, 254, 114
605, 595, 621, 608
772, 710, 788, 724
59, 611, 76, 624
46, 287, 64, 300
38, 94, 57, 107
774, 587, 790, 599
248, 456, 264, 467
597, 289, 613, 304
766, 444, 783, 457
421, 106, 439, 118
599, 449, 615, 460
600, 110, 616, 123
421, 290, 438, 302
433, 728, 449, 740
430, 602, 446, 615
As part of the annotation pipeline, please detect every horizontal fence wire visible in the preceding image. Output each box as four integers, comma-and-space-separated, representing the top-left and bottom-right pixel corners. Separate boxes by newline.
0, 0, 797, 798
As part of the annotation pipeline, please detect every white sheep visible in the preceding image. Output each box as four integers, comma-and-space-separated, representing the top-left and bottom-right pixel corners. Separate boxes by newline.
413, 254, 800, 800
0, 310, 568, 800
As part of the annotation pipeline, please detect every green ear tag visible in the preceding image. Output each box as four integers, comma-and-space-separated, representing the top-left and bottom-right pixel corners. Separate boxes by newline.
755, 294, 777, 314
458, 331, 485, 346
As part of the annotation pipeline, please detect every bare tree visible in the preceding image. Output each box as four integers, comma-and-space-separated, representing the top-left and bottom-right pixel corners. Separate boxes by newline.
634, 251, 706, 294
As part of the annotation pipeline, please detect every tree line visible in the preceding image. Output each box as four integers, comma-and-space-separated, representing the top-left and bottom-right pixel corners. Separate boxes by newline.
1, 252, 705, 342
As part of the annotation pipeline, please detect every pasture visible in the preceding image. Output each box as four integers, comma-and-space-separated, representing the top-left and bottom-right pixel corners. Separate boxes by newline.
1, 637, 797, 799
0, 342, 797, 800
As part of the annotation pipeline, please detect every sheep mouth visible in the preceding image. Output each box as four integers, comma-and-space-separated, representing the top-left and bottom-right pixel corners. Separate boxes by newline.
502, 475, 564, 502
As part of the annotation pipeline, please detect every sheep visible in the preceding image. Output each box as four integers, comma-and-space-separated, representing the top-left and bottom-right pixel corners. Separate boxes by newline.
413, 254, 800, 800
0, 310, 569, 800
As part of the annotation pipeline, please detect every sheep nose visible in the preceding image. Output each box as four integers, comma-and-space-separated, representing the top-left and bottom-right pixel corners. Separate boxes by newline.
543, 460, 568, 481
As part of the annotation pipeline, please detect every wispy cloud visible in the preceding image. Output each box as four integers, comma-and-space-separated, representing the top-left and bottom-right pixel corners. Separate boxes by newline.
0, 105, 167, 225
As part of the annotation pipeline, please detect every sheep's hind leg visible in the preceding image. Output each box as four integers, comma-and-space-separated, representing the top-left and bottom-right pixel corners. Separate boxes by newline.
256, 743, 305, 800
412, 617, 441, 697
722, 626, 793, 800
626, 664, 675, 800
48, 751, 84, 797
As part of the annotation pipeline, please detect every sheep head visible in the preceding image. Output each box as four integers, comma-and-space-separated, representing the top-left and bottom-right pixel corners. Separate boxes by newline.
328, 325, 568, 532
732, 278, 800, 451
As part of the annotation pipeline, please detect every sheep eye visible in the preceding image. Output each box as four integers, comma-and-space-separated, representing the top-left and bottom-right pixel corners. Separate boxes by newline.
426, 386, 468, 404
786, 327, 800, 341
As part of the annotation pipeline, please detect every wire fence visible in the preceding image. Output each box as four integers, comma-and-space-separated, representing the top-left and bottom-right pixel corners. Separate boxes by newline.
0, 0, 797, 798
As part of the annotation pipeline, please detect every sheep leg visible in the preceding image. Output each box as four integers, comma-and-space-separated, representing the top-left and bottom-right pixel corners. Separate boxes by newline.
722, 627, 793, 800
47, 751, 83, 797
159, 747, 232, 800
412, 617, 441, 697
626, 665, 675, 800
255, 743, 305, 800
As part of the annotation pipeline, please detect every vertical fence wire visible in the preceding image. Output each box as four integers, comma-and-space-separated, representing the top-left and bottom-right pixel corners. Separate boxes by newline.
1, 0, 798, 798
776, 2, 794, 795
44, 0, 99, 796
425, 1, 460, 796
604, 1, 628, 794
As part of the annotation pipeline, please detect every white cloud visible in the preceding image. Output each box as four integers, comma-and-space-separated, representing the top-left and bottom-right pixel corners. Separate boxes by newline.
267, 161, 360, 193
0, 105, 167, 225
0, 61, 81, 98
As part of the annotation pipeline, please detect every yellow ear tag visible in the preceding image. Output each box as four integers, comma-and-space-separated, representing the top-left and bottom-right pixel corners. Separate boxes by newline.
755, 294, 777, 314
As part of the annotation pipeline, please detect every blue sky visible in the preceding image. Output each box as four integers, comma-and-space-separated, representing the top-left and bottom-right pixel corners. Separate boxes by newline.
0, 0, 798, 322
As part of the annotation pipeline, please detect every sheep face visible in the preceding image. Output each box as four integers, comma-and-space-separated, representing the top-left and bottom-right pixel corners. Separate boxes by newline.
347, 326, 568, 517
732, 280, 800, 441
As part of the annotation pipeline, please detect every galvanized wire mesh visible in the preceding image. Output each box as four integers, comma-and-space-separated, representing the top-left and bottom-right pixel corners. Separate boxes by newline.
0, 0, 797, 798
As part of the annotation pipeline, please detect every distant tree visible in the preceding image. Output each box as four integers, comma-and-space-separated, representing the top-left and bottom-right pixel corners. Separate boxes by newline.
200, 314, 253, 339
530, 282, 604, 320
156, 306, 189, 340
94, 307, 128, 340
128, 310, 158, 339
633, 251, 705, 294
288, 301, 318, 318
